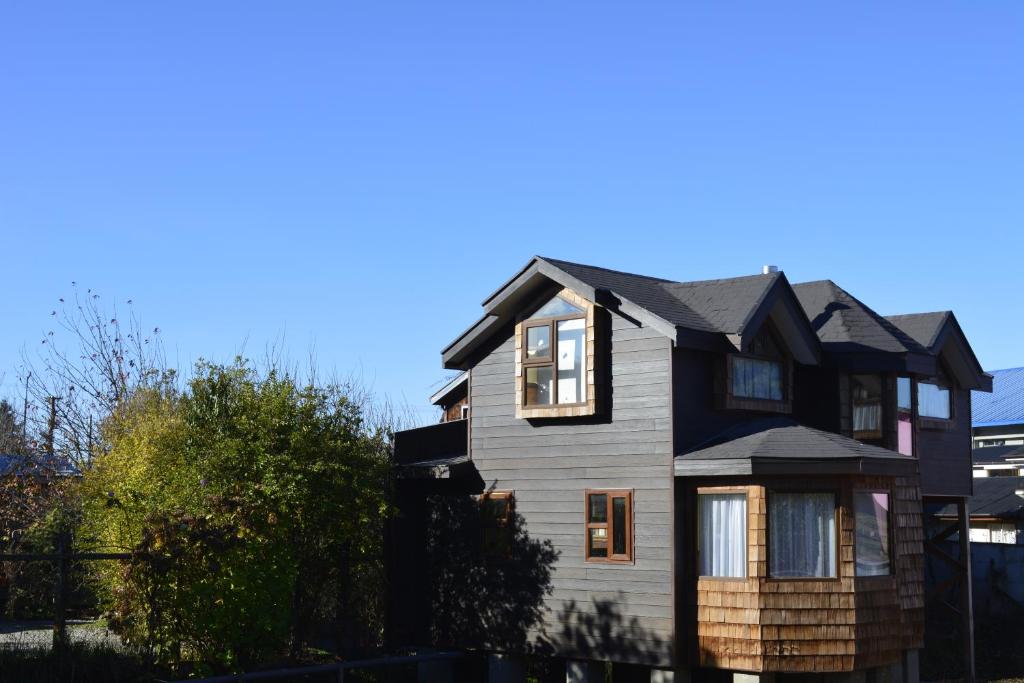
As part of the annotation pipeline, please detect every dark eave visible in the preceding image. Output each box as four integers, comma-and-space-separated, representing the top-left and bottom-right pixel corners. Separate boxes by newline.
674, 417, 918, 478
886, 311, 992, 391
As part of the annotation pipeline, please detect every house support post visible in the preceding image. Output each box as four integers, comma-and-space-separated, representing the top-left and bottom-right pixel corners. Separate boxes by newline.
902, 649, 920, 683
489, 654, 527, 683
566, 660, 605, 683
957, 498, 976, 683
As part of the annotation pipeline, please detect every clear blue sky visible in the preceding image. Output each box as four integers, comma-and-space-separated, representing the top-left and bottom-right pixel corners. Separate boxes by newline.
2, 3, 1021, 423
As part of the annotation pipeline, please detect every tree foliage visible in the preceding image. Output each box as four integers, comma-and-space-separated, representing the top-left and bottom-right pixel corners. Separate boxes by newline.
81, 359, 391, 673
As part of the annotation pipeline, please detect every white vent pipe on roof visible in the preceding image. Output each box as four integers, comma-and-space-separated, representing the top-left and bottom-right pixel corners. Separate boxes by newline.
762, 265, 779, 275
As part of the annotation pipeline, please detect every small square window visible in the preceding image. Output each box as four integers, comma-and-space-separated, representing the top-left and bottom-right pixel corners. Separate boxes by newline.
585, 490, 632, 563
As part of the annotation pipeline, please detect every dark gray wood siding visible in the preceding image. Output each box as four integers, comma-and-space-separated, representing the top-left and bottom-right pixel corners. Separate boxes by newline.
917, 387, 973, 497
469, 308, 675, 667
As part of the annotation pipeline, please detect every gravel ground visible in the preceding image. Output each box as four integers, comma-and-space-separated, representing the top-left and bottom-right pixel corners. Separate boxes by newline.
0, 620, 122, 650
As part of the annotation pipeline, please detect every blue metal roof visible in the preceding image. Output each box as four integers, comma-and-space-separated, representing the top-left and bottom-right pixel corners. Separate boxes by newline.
973, 367, 1024, 428
0, 452, 78, 477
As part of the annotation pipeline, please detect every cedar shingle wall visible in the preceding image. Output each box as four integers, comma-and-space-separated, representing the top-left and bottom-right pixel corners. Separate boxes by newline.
695, 475, 924, 673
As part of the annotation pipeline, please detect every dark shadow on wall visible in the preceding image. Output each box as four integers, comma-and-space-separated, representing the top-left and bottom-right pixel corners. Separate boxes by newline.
540, 595, 670, 667
424, 490, 559, 653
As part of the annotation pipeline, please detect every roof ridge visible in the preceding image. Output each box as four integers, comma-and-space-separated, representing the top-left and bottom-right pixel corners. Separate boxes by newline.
664, 272, 778, 289
885, 311, 952, 319
537, 256, 680, 285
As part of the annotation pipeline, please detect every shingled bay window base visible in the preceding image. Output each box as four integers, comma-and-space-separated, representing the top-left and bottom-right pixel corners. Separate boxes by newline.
691, 475, 924, 675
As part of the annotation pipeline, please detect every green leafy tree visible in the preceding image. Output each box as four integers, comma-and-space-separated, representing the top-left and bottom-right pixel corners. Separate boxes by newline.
81, 360, 391, 673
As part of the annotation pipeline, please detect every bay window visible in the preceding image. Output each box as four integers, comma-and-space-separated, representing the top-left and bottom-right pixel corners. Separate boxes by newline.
853, 491, 891, 576
769, 492, 837, 578
698, 492, 747, 578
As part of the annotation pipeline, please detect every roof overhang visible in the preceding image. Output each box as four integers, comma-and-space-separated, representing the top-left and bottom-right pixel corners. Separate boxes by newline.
430, 372, 468, 406
932, 313, 992, 391
674, 454, 919, 477
442, 257, 683, 369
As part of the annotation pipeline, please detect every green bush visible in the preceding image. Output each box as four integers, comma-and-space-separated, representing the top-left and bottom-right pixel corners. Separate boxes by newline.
81, 360, 391, 674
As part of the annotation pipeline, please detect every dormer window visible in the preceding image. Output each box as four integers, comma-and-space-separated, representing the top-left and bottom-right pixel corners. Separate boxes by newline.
522, 296, 587, 407
515, 289, 599, 419
724, 327, 791, 413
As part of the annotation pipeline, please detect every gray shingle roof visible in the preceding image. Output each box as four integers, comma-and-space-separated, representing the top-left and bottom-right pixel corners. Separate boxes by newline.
674, 417, 916, 476
542, 257, 779, 335
885, 312, 950, 351
973, 445, 1024, 465
792, 280, 929, 355
936, 476, 1024, 520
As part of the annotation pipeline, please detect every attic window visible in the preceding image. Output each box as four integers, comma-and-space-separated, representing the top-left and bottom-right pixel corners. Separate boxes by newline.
522, 295, 587, 407
724, 327, 790, 412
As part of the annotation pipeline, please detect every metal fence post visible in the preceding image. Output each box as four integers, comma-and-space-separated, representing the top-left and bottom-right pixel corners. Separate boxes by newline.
52, 531, 69, 653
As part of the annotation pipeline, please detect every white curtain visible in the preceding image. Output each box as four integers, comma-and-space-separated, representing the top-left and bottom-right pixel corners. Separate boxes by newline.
699, 493, 747, 577
769, 492, 836, 577
732, 357, 782, 400
853, 403, 881, 432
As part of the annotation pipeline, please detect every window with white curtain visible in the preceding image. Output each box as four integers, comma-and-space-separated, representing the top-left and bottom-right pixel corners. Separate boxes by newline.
854, 491, 891, 576
918, 380, 951, 419
852, 374, 883, 441
698, 492, 747, 578
731, 357, 783, 401
769, 492, 837, 578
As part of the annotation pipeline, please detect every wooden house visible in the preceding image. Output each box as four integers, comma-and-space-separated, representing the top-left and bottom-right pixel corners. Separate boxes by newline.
388, 257, 992, 683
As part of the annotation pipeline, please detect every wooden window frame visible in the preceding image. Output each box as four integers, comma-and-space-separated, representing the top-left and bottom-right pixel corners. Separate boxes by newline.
696, 486, 749, 580
480, 490, 514, 560
852, 488, 895, 579
521, 305, 588, 409
765, 488, 841, 581
851, 373, 885, 441
584, 489, 633, 564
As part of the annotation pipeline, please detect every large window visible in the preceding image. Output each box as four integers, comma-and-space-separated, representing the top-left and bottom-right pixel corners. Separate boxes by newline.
732, 357, 783, 401
918, 379, 951, 419
852, 374, 884, 441
585, 490, 632, 563
897, 377, 913, 455
853, 491, 891, 576
769, 492, 837, 578
727, 328, 788, 407
523, 296, 587, 406
698, 492, 747, 578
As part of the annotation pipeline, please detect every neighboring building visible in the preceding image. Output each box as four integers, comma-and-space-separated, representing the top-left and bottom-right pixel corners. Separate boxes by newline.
388, 257, 991, 683
431, 372, 469, 423
936, 476, 1024, 544
972, 367, 1024, 448
972, 444, 1024, 478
